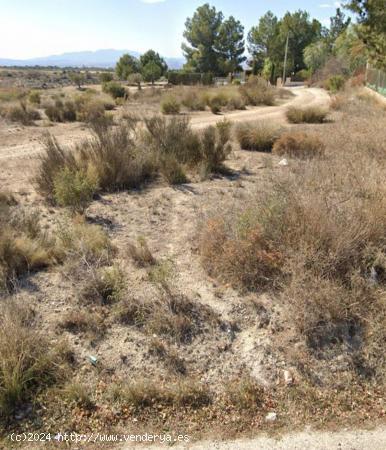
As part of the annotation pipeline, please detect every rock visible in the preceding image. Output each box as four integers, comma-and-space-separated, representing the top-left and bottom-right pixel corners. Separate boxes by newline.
265, 412, 277, 422
283, 370, 293, 385
278, 158, 289, 166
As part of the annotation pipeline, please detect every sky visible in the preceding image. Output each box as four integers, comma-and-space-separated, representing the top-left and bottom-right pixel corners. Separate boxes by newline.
0, 0, 347, 59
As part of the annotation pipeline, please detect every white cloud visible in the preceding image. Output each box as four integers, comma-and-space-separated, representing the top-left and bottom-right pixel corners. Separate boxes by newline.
319, 3, 332, 8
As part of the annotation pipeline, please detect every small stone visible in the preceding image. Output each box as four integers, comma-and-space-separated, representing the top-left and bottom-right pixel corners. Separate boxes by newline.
265, 412, 277, 422
278, 158, 288, 166
283, 370, 293, 385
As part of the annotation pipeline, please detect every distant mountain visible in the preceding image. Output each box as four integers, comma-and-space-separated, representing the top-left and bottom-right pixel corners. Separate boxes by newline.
0, 49, 185, 70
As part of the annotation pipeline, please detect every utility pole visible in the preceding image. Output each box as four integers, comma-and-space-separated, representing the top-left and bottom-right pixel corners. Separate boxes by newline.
282, 33, 289, 86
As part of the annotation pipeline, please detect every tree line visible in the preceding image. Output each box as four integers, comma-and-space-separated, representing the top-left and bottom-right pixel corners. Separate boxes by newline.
115, 1, 385, 83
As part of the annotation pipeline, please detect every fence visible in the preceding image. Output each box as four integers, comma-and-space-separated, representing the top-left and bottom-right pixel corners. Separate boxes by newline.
366, 64, 386, 96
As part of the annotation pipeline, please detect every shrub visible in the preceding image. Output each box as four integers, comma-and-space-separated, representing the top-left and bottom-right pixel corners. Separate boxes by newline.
80, 265, 125, 305
53, 167, 98, 213
128, 237, 156, 267
58, 218, 115, 266
200, 216, 283, 291
236, 121, 280, 152
208, 96, 222, 114
239, 76, 275, 106
272, 132, 325, 159
0, 205, 57, 292
45, 101, 77, 122
181, 90, 206, 111
1, 101, 40, 125
326, 75, 345, 93
76, 100, 105, 123
102, 81, 126, 99
161, 96, 181, 115
225, 376, 265, 410
35, 134, 78, 202
28, 90, 41, 105
99, 72, 114, 83
286, 106, 328, 124
0, 302, 65, 417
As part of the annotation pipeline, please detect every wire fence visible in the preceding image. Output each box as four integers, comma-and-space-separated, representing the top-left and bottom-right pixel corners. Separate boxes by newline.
366, 65, 386, 96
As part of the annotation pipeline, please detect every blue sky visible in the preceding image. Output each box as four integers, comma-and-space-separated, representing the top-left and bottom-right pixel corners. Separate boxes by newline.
0, 0, 346, 59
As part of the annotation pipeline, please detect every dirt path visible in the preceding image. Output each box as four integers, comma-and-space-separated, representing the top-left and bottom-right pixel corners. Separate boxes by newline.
124, 427, 386, 449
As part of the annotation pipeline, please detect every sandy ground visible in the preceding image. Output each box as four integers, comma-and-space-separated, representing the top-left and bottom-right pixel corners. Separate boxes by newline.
123, 427, 386, 449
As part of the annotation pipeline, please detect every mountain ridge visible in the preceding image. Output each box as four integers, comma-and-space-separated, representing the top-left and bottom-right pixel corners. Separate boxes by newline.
0, 49, 184, 69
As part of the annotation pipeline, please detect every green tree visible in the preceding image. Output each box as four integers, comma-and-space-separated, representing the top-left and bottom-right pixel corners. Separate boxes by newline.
140, 50, 168, 77
280, 11, 323, 76
69, 72, 85, 89
248, 11, 280, 74
304, 41, 330, 74
217, 16, 246, 74
346, 0, 386, 69
116, 54, 140, 80
334, 26, 367, 74
142, 61, 162, 84
128, 73, 143, 90
329, 8, 351, 43
182, 3, 223, 74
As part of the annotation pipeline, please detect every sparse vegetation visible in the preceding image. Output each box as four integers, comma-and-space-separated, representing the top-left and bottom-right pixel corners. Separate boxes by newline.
161, 96, 181, 115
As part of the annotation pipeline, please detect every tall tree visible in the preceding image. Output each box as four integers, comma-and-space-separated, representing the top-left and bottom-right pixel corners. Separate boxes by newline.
182, 4, 223, 74
248, 11, 280, 73
329, 8, 351, 43
303, 41, 330, 74
346, 0, 386, 69
182, 4, 245, 76
116, 54, 140, 80
280, 11, 323, 76
217, 16, 246, 74
140, 50, 168, 77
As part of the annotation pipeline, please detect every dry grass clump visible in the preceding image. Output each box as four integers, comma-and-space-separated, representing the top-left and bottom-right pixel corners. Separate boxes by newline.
79, 265, 125, 305
239, 76, 275, 106
0, 202, 58, 293
0, 302, 67, 418
59, 309, 106, 339
128, 237, 156, 267
0, 101, 40, 125
272, 132, 325, 159
109, 379, 211, 410
161, 95, 181, 115
236, 121, 281, 152
286, 106, 328, 124
224, 375, 265, 410
200, 215, 283, 291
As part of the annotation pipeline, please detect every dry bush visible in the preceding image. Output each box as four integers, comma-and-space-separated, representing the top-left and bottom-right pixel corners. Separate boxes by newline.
272, 132, 325, 159
128, 237, 156, 267
0, 101, 40, 125
60, 382, 94, 409
161, 96, 181, 115
0, 203, 58, 292
148, 338, 186, 374
0, 302, 66, 417
58, 217, 115, 267
239, 76, 275, 106
28, 90, 41, 105
236, 121, 281, 152
181, 88, 206, 111
79, 265, 125, 305
200, 216, 283, 291
45, 100, 77, 123
59, 309, 105, 338
286, 106, 328, 124
224, 375, 265, 410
